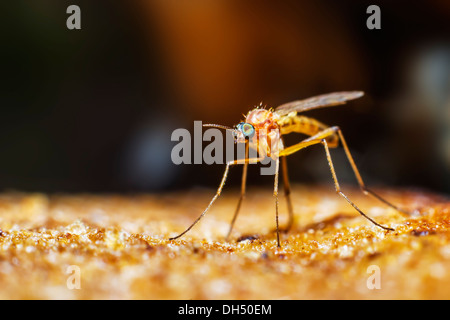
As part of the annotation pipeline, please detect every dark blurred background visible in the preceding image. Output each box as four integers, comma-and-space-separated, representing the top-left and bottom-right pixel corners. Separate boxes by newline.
0, 0, 449, 193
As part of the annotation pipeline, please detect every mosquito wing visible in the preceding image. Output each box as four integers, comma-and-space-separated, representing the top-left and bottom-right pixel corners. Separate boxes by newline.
274, 91, 364, 116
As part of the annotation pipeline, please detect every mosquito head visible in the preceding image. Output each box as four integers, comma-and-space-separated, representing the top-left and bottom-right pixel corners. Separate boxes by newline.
234, 122, 255, 143
202, 123, 255, 144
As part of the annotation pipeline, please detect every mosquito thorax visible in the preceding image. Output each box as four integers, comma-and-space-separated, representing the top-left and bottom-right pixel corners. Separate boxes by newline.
245, 109, 279, 132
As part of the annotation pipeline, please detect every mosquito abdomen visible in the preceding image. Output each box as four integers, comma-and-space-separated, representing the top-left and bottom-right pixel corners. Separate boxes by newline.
279, 115, 339, 147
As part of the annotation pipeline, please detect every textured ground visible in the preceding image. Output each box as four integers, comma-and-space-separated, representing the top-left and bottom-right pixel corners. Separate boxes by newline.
0, 185, 449, 299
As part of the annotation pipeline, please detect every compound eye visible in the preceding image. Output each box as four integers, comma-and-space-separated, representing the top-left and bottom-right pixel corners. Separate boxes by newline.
241, 123, 255, 138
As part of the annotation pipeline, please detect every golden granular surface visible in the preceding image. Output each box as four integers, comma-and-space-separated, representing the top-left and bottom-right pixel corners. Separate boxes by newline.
0, 185, 449, 299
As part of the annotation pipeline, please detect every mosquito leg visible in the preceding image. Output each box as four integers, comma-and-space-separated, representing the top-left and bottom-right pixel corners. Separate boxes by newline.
279, 129, 395, 231
226, 142, 249, 240
320, 138, 394, 231
169, 163, 232, 240
169, 155, 263, 241
335, 127, 411, 215
280, 155, 294, 233
273, 157, 281, 247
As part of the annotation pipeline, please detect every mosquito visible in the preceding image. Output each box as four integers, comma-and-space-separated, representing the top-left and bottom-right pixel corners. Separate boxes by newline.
169, 91, 408, 247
